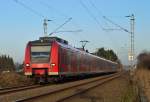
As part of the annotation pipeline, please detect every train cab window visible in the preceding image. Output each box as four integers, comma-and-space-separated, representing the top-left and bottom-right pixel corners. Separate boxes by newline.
31, 46, 51, 63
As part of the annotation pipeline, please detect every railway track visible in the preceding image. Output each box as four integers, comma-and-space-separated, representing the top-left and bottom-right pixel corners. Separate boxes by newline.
0, 85, 30, 91
15, 73, 121, 102
0, 84, 41, 95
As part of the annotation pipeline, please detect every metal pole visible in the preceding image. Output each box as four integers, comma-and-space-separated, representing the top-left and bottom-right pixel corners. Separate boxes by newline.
131, 14, 135, 69
127, 14, 135, 70
127, 14, 135, 76
43, 19, 47, 36
43, 19, 52, 37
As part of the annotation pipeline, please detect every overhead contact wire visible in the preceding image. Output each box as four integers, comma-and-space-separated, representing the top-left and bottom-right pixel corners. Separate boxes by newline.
79, 0, 104, 30
13, 0, 45, 18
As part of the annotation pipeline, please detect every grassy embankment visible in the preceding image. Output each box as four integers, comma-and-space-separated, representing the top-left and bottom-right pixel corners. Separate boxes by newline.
120, 68, 150, 102
120, 71, 139, 102
0, 72, 33, 88
134, 68, 150, 102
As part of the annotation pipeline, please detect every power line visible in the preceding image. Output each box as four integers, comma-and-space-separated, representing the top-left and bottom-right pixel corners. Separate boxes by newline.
13, 0, 44, 18
38, 0, 82, 37
50, 17, 72, 35
39, 0, 68, 18
79, 0, 104, 30
103, 14, 135, 69
102, 16, 130, 48
87, 0, 117, 31
87, 0, 104, 16
84, 0, 120, 49
50, 29, 82, 35
103, 16, 130, 33
87, 0, 127, 33
86, 0, 121, 33
80, 0, 118, 50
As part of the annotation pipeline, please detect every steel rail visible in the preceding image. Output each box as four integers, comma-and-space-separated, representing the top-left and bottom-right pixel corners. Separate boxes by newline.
0, 84, 36, 91
0, 84, 42, 95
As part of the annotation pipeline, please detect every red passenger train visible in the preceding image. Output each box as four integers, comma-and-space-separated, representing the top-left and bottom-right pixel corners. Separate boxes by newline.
24, 37, 118, 83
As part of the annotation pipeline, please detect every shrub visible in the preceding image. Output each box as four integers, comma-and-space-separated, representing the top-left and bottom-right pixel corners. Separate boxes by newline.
137, 51, 150, 69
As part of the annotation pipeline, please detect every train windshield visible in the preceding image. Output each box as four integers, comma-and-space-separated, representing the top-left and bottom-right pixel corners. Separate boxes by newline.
31, 46, 51, 63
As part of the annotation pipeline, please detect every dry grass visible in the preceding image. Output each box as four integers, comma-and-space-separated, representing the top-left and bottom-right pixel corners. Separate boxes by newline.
0, 72, 33, 88
134, 68, 150, 101
63, 71, 138, 102
121, 82, 138, 102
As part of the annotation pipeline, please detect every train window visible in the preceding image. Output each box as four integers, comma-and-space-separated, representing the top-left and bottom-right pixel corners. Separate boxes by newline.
78, 53, 81, 72
31, 46, 51, 63
66, 50, 71, 71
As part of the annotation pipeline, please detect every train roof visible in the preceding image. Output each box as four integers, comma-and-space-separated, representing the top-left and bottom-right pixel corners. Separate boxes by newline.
57, 41, 117, 65
29, 36, 68, 45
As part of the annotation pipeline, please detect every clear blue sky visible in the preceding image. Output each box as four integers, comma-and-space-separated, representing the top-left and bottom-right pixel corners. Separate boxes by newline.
0, 0, 150, 65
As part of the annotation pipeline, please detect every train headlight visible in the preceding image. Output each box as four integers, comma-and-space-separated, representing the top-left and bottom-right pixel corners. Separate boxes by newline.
26, 63, 30, 67
51, 63, 55, 67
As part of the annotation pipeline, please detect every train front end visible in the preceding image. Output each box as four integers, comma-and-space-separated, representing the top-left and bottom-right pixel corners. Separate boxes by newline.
24, 37, 59, 83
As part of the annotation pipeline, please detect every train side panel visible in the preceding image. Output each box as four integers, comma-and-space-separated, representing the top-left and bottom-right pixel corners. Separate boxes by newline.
48, 41, 59, 75
24, 43, 32, 75
58, 44, 118, 77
